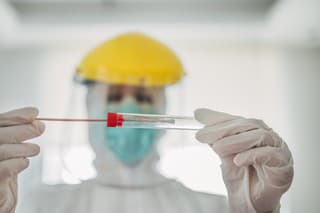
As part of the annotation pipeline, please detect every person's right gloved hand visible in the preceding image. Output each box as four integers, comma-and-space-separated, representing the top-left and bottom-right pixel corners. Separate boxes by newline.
0, 107, 45, 213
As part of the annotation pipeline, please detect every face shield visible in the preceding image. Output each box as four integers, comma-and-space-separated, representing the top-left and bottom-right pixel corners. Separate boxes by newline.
41, 32, 189, 185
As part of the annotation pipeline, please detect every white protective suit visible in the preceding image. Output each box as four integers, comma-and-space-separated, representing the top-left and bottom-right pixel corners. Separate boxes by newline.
17, 143, 227, 213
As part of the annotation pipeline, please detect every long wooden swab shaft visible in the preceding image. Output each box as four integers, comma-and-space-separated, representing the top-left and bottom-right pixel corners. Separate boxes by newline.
35, 118, 105, 122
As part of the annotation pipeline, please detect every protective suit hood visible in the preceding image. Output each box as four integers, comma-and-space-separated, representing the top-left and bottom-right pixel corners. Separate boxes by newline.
90, 127, 168, 188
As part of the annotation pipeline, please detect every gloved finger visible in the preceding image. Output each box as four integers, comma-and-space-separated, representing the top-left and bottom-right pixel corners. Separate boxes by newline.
0, 143, 40, 161
0, 107, 39, 127
194, 108, 242, 126
196, 118, 269, 144
0, 177, 18, 213
212, 129, 282, 157
0, 158, 30, 179
233, 143, 292, 167
0, 121, 45, 144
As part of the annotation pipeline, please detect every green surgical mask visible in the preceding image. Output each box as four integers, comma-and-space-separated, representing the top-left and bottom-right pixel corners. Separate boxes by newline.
104, 99, 157, 164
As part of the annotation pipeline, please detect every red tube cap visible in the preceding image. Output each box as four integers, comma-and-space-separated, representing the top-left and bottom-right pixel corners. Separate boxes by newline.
107, 112, 124, 127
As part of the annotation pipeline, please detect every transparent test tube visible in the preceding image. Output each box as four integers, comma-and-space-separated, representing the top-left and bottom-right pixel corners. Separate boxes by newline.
107, 112, 204, 130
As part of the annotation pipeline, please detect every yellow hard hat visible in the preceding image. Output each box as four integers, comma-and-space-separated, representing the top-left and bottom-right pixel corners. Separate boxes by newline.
76, 32, 184, 87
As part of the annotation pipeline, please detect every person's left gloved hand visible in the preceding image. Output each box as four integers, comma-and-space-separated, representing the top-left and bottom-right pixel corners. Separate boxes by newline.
194, 108, 293, 213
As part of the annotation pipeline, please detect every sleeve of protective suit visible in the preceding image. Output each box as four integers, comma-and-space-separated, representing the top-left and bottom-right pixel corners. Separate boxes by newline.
0, 107, 45, 213
194, 108, 293, 213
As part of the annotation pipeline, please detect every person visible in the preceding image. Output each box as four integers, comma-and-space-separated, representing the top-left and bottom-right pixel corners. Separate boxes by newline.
0, 32, 293, 213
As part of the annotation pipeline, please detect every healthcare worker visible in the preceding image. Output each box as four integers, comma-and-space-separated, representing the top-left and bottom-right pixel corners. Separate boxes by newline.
0, 33, 293, 213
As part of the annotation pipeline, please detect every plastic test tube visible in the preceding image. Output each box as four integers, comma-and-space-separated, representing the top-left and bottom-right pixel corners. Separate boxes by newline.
35, 112, 204, 130
106, 112, 204, 130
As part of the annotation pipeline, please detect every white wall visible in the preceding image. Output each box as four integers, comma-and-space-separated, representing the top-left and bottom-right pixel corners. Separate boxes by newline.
276, 47, 320, 213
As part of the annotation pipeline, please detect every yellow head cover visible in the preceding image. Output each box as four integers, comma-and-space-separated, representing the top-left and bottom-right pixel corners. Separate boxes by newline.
76, 32, 184, 86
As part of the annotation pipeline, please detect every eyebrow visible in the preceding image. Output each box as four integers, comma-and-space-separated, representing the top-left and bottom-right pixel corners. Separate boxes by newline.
136, 86, 146, 92
109, 85, 123, 93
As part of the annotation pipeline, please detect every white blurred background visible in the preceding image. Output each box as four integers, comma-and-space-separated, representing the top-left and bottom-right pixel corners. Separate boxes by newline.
0, 0, 319, 212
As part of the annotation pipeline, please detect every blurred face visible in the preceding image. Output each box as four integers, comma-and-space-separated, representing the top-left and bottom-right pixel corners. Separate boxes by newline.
107, 84, 165, 111
86, 82, 166, 165
86, 83, 166, 114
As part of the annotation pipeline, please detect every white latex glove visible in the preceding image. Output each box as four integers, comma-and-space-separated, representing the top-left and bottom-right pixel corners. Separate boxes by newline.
0, 107, 45, 213
194, 108, 293, 213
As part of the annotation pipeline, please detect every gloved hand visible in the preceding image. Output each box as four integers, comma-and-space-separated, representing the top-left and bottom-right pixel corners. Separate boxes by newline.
0, 107, 45, 213
194, 108, 293, 213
